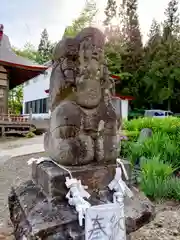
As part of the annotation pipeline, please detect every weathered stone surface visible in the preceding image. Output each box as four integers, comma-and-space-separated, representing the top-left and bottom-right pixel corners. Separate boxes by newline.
134, 128, 153, 169
138, 128, 153, 143
0, 226, 14, 240
44, 27, 119, 166
32, 158, 132, 199
9, 26, 154, 239
124, 187, 155, 234
9, 181, 154, 239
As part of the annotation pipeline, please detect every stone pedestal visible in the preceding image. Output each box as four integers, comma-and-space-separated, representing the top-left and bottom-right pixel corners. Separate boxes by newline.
32, 158, 132, 200
8, 158, 155, 240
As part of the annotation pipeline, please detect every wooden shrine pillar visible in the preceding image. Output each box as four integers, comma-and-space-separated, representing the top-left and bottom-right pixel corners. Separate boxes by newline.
0, 65, 8, 114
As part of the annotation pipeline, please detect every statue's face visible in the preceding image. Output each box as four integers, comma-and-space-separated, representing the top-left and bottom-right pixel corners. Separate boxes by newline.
73, 37, 104, 108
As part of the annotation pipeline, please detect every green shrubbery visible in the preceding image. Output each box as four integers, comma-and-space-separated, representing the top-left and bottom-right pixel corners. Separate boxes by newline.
25, 131, 36, 138
139, 156, 180, 200
123, 117, 180, 137
121, 117, 180, 201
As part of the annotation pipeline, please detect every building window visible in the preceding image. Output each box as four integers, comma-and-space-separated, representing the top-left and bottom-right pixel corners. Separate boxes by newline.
24, 97, 49, 114
45, 98, 49, 113
25, 102, 29, 114
39, 99, 43, 113
32, 101, 36, 113
42, 98, 46, 113
36, 99, 40, 113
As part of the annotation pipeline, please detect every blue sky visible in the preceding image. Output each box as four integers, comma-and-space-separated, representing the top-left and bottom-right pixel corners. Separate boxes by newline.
1, 0, 173, 49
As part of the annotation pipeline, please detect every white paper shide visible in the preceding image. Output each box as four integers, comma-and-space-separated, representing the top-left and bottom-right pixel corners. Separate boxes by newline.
65, 177, 91, 226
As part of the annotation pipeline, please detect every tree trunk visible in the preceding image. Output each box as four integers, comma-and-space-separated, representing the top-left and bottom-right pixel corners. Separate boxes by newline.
168, 98, 171, 111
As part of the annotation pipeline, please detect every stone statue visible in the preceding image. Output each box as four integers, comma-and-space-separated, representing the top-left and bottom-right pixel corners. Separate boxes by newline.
44, 27, 118, 166
8, 27, 154, 240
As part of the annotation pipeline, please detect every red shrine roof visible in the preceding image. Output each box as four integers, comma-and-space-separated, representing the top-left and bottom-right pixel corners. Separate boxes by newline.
110, 74, 121, 80
0, 24, 48, 89
113, 95, 134, 100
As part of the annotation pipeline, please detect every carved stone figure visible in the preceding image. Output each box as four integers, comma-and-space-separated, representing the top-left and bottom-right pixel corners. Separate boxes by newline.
44, 27, 118, 166
8, 28, 155, 240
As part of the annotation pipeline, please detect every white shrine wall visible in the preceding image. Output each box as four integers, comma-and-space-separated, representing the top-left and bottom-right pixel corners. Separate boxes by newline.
23, 67, 130, 120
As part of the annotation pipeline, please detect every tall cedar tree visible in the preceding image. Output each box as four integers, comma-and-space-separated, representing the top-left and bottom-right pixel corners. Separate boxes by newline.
104, 0, 117, 25
143, 0, 180, 111
145, 19, 162, 60
120, 0, 144, 108
104, 1, 133, 96
121, 0, 143, 73
143, 20, 163, 108
38, 29, 53, 64
163, 0, 180, 110
163, 0, 179, 40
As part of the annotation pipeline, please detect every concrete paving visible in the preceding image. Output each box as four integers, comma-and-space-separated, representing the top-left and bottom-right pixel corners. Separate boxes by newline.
0, 135, 44, 163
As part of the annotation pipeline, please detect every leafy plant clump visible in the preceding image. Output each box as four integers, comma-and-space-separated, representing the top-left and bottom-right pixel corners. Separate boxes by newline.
25, 131, 36, 138
121, 117, 180, 168
120, 117, 180, 201
139, 156, 180, 200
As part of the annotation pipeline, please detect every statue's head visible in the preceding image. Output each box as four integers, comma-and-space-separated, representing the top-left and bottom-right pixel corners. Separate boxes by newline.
75, 27, 105, 48
73, 27, 109, 108
53, 37, 78, 61
49, 27, 110, 109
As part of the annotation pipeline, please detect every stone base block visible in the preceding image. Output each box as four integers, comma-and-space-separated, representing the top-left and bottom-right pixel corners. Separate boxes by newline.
9, 181, 155, 239
32, 158, 132, 200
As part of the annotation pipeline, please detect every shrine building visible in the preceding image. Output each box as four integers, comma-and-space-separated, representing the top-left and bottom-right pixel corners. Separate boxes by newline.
0, 24, 48, 115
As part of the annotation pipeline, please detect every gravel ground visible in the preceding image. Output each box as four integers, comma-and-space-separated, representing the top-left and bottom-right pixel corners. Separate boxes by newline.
0, 135, 46, 228
0, 152, 47, 224
131, 206, 180, 240
0, 136, 179, 239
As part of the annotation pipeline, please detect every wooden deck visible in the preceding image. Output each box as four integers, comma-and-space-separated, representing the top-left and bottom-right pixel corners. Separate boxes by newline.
0, 114, 33, 136
0, 114, 49, 136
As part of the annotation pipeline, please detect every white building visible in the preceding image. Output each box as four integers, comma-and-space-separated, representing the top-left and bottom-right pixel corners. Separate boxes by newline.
23, 67, 132, 120
23, 67, 51, 119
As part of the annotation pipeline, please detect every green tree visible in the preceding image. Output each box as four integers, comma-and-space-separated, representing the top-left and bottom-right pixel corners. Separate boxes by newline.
8, 85, 23, 115
103, 0, 144, 102
163, 0, 179, 38
143, 0, 180, 111
104, 0, 117, 25
104, 25, 132, 95
122, 0, 143, 73
120, 0, 144, 107
142, 20, 162, 107
13, 43, 41, 63
38, 29, 53, 64
145, 19, 162, 59
64, 0, 97, 37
